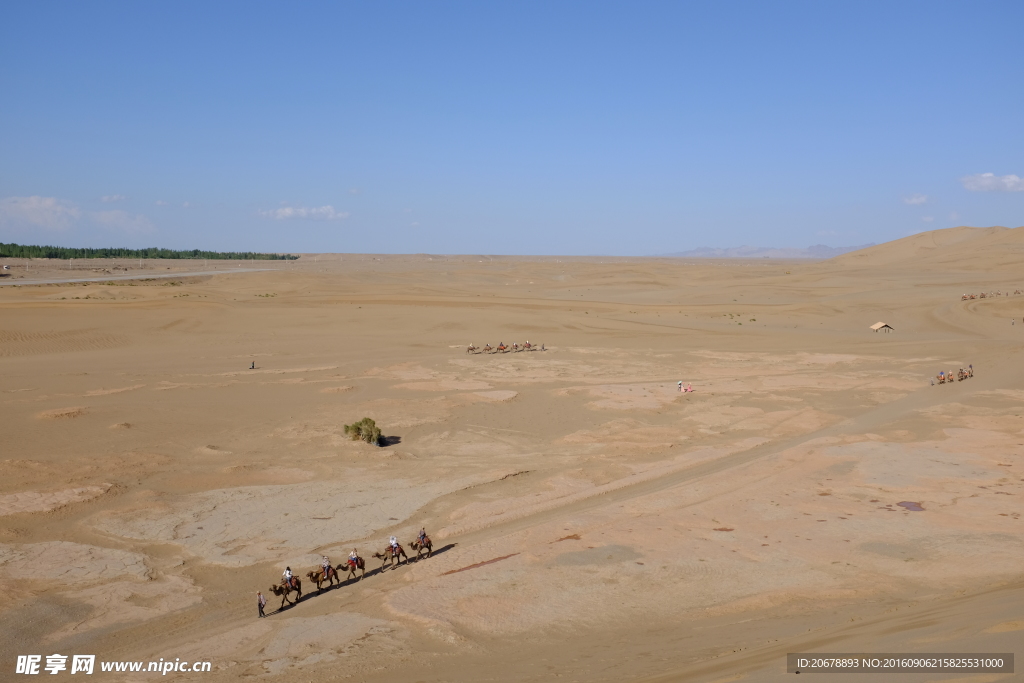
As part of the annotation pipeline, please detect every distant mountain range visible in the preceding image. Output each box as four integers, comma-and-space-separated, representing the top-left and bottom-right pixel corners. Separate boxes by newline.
657, 243, 875, 259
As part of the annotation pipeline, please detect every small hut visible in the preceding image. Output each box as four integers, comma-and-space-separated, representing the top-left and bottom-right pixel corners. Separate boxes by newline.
870, 322, 893, 333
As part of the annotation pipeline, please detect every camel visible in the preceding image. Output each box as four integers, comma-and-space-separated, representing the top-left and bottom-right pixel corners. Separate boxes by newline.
522, 341, 532, 350
410, 537, 432, 561
343, 556, 366, 581
512, 342, 520, 352
373, 544, 408, 571
306, 566, 339, 592
496, 343, 508, 353
467, 344, 479, 354
483, 343, 493, 353
268, 578, 302, 610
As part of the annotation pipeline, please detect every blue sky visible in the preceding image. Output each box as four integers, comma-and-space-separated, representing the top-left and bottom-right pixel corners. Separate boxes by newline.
1, 2, 1022, 255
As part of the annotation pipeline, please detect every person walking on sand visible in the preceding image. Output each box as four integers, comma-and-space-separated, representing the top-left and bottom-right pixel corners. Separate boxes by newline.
686, 383, 693, 393
257, 591, 267, 618
678, 381, 683, 392
250, 361, 255, 369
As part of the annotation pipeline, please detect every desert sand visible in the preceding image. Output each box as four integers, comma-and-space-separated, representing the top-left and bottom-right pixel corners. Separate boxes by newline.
1, 225, 1023, 682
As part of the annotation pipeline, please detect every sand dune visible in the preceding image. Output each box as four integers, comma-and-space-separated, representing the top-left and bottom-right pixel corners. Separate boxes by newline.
1, 229, 1023, 682
834, 225, 1024, 268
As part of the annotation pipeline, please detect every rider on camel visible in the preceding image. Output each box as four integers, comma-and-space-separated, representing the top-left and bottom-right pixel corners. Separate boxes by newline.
349, 548, 360, 567
418, 527, 428, 544
283, 566, 295, 590
321, 555, 332, 577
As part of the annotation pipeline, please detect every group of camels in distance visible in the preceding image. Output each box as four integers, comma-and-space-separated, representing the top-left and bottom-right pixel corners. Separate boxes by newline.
268, 537, 433, 611
466, 341, 545, 354
936, 365, 973, 384
961, 289, 1021, 300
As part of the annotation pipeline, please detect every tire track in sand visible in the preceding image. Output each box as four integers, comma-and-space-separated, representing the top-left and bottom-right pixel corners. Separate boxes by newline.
450, 360, 1024, 549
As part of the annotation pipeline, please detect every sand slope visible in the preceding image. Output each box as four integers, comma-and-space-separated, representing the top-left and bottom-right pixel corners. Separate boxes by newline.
833, 225, 1024, 269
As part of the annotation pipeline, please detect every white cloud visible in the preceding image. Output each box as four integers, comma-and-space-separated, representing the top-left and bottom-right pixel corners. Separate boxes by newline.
0, 196, 154, 236
410, 221, 420, 227
259, 205, 349, 221
348, 188, 363, 195
921, 216, 934, 223
903, 194, 928, 205
90, 210, 156, 235
101, 194, 127, 203
155, 200, 168, 206
182, 201, 190, 208
961, 173, 1024, 192
0, 196, 81, 231
949, 211, 960, 221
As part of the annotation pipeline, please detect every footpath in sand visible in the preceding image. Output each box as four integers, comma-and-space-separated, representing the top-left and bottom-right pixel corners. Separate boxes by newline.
1, 226, 1023, 682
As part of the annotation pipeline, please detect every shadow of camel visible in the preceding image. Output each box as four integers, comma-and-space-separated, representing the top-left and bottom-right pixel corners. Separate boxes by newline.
268, 544, 459, 615
409, 542, 456, 563
346, 543, 458, 582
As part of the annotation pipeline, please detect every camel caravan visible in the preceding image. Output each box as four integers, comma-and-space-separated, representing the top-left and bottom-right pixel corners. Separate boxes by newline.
267, 530, 433, 612
961, 289, 1021, 300
936, 365, 973, 385
467, 340, 545, 354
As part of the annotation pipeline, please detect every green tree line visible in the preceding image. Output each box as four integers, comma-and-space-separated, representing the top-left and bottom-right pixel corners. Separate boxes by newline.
0, 243, 298, 260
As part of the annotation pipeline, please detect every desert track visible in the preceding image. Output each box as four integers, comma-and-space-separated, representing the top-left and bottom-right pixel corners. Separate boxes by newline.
0, 266, 276, 287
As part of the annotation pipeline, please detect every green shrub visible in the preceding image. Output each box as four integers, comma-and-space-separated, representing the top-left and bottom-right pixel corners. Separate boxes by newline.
0, 242, 297, 260
344, 417, 383, 446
